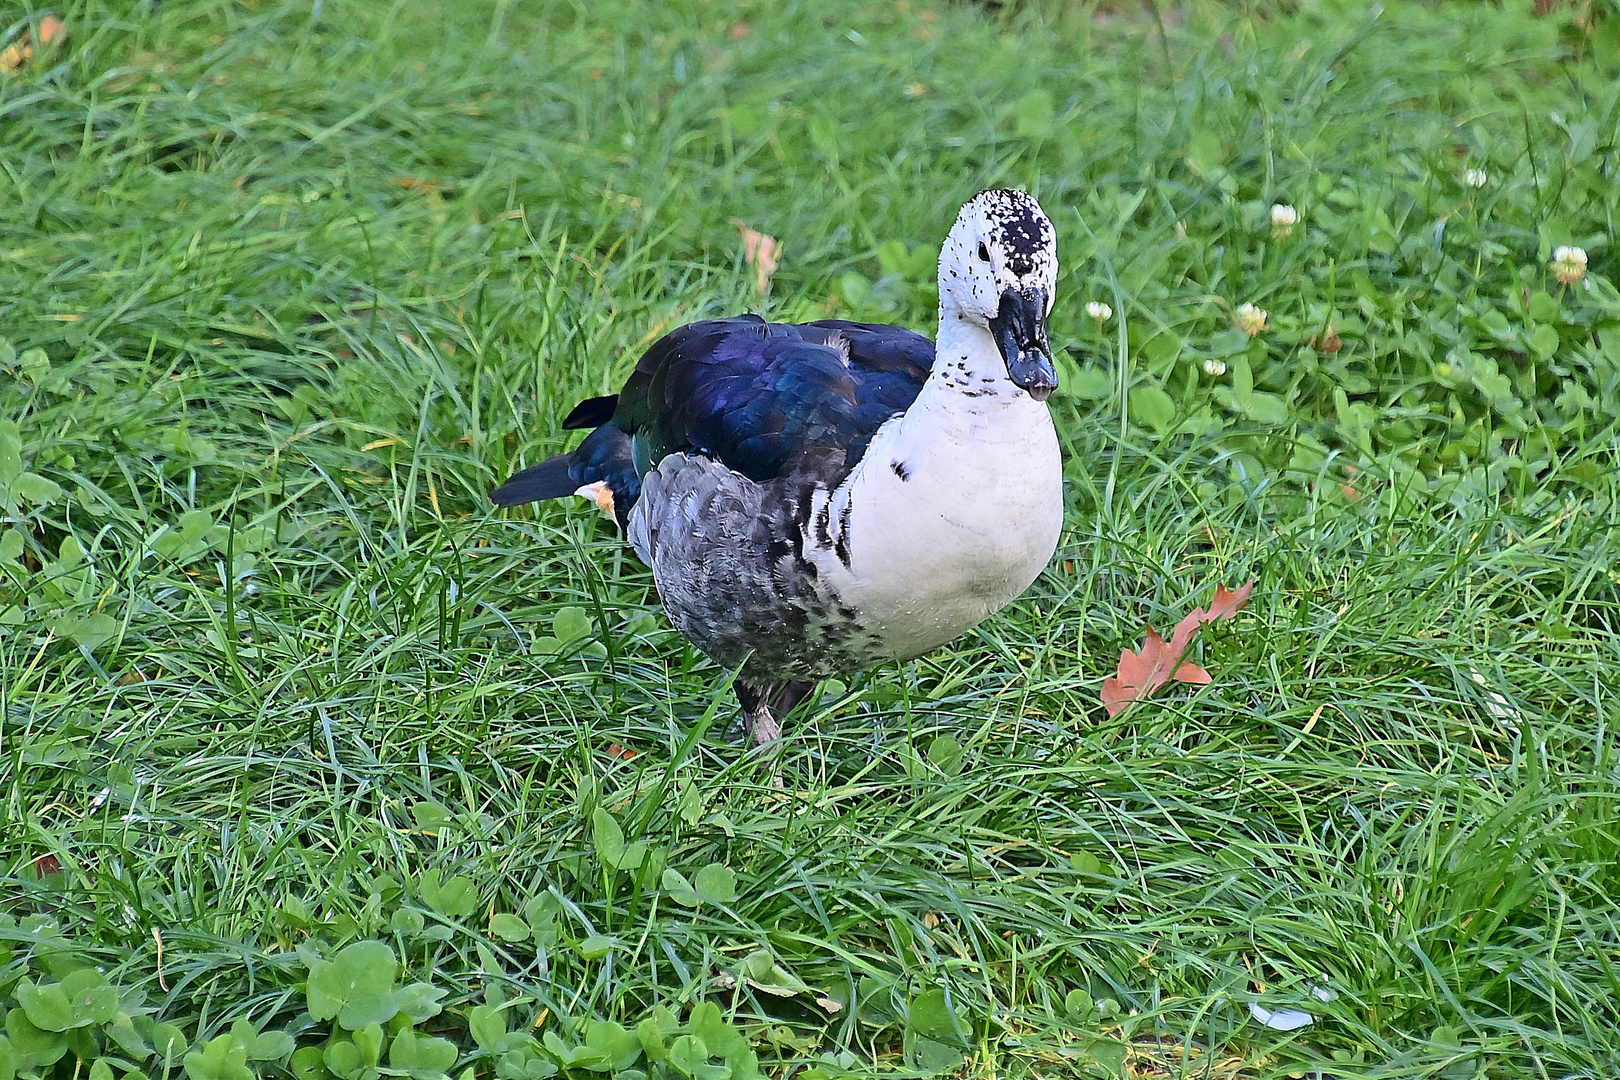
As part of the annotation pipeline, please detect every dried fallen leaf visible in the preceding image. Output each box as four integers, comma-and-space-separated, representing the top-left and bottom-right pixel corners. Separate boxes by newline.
605, 742, 636, 760
0, 16, 65, 75
34, 853, 63, 877
0, 40, 31, 74
730, 218, 781, 296
1100, 580, 1255, 717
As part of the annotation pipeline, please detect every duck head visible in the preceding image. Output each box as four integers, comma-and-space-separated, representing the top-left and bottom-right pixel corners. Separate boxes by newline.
938, 189, 1060, 402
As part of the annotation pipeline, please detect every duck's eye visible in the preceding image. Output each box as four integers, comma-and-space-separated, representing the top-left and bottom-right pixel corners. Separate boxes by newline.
977, 242, 990, 263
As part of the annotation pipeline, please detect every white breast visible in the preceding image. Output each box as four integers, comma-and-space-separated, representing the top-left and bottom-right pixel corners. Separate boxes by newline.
811, 387, 1063, 661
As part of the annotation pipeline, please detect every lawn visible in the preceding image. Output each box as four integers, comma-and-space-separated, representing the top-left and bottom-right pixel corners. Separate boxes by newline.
3, 0, 1619, 1077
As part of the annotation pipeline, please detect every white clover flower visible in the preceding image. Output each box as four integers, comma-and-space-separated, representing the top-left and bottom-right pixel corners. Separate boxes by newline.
1235, 302, 1268, 337
1085, 301, 1112, 322
1269, 203, 1297, 238
1552, 245, 1588, 285
1464, 168, 1488, 188
1203, 358, 1227, 377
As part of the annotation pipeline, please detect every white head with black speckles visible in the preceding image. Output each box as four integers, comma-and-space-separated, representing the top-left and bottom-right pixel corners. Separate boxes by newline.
937, 190, 1060, 401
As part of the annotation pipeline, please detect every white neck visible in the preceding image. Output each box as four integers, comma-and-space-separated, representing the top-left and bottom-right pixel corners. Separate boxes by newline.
806, 304, 1064, 660
908, 309, 1028, 411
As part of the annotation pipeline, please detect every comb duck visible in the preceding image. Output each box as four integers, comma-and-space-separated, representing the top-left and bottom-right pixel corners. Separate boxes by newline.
493, 189, 1064, 744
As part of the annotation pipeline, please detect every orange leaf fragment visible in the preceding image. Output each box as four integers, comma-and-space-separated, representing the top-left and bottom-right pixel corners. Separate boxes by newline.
730, 219, 781, 296
1174, 662, 1211, 685
1100, 580, 1255, 717
605, 742, 636, 760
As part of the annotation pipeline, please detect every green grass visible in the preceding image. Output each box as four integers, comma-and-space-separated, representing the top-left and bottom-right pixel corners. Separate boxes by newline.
3, 0, 1620, 1077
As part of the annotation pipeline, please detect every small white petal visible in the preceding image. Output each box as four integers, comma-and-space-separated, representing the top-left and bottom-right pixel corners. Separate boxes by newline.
1469, 668, 1520, 722
1250, 1002, 1314, 1031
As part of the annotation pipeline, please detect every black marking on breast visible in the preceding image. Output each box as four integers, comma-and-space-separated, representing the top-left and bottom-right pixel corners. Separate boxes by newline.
815, 501, 833, 547
789, 493, 813, 567
834, 502, 853, 569
891, 460, 910, 481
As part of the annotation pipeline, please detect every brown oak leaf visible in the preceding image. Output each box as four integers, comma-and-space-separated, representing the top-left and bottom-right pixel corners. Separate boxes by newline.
1100, 580, 1255, 717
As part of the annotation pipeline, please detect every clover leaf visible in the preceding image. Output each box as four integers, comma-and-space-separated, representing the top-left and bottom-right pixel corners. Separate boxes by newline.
305, 941, 399, 1030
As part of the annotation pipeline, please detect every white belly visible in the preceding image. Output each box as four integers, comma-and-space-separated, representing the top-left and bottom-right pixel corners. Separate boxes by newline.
812, 394, 1063, 661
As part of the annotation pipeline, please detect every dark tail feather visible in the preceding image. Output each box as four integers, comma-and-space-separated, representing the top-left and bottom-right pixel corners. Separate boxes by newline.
563, 395, 618, 430
490, 455, 577, 507
493, 424, 638, 526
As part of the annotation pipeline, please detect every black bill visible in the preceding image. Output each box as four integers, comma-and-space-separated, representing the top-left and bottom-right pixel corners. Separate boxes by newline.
987, 286, 1056, 401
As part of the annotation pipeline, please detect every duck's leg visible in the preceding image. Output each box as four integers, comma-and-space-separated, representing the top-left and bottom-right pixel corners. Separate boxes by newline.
736, 682, 779, 746
736, 680, 816, 745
